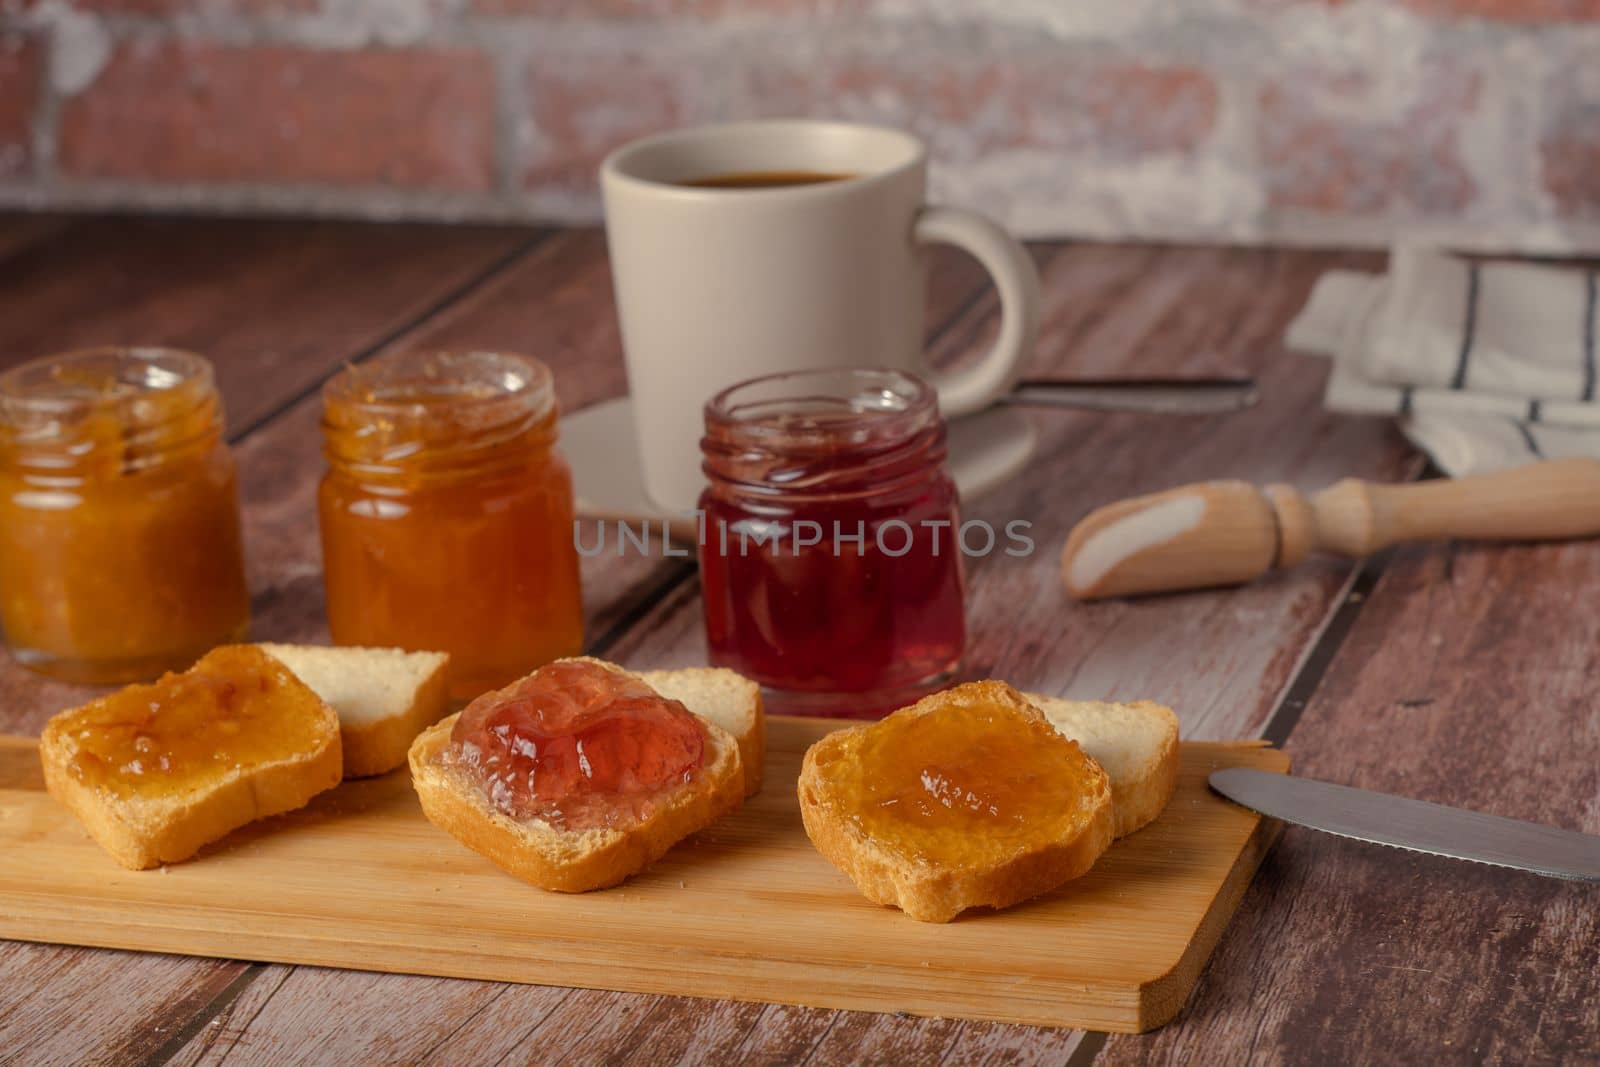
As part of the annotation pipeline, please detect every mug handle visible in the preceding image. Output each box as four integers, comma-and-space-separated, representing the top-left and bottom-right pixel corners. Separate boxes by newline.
912, 205, 1041, 416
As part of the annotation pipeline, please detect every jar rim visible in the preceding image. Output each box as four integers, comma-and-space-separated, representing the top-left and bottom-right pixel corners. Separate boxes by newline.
0, 346, 215, 420
703, 367, 938, 449
321, 350, 558, 479
322, 350, 554, 419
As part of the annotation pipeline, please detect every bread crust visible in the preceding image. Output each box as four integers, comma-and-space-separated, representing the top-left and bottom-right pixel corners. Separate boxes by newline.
339, 656, 450, 779
798, 681, 1115, 923
637, 667, 764, 796
1026, 695, 1180, 838
407, 660, 745, 892
1104, 700, 1179, 837
39, 648, 342, 870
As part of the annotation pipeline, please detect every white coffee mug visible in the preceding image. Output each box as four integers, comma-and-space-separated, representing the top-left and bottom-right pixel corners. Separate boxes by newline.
601, 119, 1040, 512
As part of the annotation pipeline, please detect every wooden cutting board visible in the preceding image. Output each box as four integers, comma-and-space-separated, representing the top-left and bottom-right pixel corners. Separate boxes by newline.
0, 722, 1287, 1033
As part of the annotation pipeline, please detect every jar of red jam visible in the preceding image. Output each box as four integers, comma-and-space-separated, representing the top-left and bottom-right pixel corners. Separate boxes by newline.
698, 368, 965, 716
319, 350, 584, 701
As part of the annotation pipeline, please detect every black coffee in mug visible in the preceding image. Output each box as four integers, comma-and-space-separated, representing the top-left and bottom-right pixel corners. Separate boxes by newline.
680, 171, 854, 189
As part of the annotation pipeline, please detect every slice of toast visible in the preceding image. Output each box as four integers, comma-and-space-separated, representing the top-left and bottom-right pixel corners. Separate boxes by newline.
1026, 695, 1180, 838
39, 645, 342, 870
258, 643, 450, 779
798, 681, 1114, 923
408, 657, 745, 892
637, 667, 764, 796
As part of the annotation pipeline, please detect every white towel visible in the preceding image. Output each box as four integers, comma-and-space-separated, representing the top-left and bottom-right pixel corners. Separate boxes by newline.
1287, 245, 1600, 475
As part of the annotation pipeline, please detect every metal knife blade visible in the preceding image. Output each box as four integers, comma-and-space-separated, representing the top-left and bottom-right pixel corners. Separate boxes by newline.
1002, 377, 1258, 415
1210, 768, 1600, 883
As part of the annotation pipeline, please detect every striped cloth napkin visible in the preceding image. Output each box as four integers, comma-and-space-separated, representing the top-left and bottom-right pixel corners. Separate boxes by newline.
1287, 245, 1600, 475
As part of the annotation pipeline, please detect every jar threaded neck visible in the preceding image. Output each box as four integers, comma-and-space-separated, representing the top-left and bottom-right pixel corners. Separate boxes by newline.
700, 367, 947, 505
321, 351, 558, 484
0, 347, 224, 476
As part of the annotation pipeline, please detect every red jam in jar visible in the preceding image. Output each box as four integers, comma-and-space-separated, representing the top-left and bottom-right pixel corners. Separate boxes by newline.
697, 368, 965, 717
442, 659, 706, 830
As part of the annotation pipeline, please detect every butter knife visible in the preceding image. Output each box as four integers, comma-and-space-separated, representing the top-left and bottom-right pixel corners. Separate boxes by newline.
1002, 377, 1258, 415
1210, 768, 1600, 883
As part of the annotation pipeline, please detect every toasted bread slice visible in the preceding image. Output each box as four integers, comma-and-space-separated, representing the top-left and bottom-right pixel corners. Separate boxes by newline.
1027, 695, 1179, 838
258, 643, 450, 779
798, 681, 1114, 923
637, 667, 763, 796
408, 657, 744, 892
39, 645, 342, 870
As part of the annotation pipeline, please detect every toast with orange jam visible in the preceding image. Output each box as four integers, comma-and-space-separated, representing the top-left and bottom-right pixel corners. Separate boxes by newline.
409, 657, 746, 892
39, 644, 342, 870
798, 681, 1115, 923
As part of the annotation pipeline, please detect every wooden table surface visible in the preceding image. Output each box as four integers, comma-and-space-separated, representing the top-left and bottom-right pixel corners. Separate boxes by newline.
0, 215, 1595, 1066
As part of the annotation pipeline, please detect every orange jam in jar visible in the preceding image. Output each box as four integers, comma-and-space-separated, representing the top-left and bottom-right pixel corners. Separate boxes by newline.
318, 351, 583, 700
0, 347, 250, 684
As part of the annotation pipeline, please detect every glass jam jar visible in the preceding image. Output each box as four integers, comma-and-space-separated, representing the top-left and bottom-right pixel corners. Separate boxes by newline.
319, 350, 584, 701
698, 367, 966, 716
0, 347, 250, 684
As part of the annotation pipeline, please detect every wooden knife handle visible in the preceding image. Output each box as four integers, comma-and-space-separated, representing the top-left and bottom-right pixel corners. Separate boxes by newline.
1303, 457, 1600, 557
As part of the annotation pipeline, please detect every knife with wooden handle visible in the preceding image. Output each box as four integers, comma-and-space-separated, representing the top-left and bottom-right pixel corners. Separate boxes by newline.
1062, 458, 1600, 600
1211, 769, 1600, 883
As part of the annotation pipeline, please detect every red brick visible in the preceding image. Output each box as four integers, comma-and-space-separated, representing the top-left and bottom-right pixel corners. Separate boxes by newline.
522, 53, 695, 191
1249, 0, 1599, 15
477, 0, 856, 15
65, 0, 314, 13
741, 60, 1219, 161
1402, 0, 1600, 20
1541, 91, 1600, 220
0, 36, 40, 179
518, 56, 1215, 195
1257, 65, 1480, 214
59, 42, 496, 191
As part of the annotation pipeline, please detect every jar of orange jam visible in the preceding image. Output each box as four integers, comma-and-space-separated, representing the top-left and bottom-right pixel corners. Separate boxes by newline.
698, 368, 966, 716
318, 350, 583, 700
0, 347, 250, 684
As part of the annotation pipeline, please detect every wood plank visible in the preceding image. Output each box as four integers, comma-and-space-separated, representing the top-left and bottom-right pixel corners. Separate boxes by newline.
0, 213, 77, 262
0, 940, 247, 1065
1096, 538, 1600, 1064
0, 730, 1288, 1035
0, 215, 538, 433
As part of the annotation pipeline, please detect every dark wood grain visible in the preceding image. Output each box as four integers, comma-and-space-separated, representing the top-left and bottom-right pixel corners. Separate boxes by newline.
1095, 539, 1600, 1066
0, 213, 76, 262
0, 215, 538, 433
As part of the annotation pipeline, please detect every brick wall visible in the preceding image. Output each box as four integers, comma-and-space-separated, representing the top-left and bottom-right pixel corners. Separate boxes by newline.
1, 0, 1597, 250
